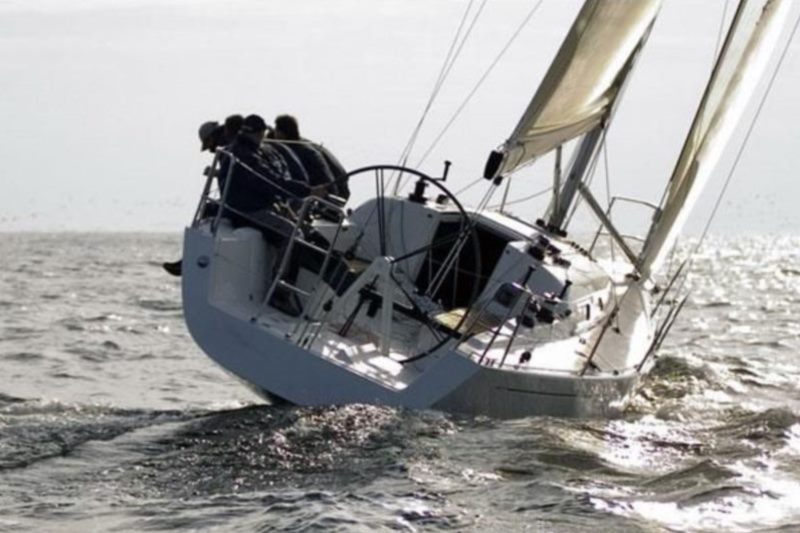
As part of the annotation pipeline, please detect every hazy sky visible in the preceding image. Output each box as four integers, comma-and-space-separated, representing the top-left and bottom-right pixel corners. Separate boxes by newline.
1, 0, 798, 234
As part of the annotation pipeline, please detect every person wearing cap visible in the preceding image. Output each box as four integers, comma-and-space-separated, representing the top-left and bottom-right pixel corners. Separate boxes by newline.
197, 119, 238, 218
162, 115, 255, 277
162, 119, 231, 276
199, 114, 245, 154
198, 120, 224, 152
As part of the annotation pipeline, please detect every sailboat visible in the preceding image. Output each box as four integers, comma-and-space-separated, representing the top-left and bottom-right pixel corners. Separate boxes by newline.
180, 0, 790, 418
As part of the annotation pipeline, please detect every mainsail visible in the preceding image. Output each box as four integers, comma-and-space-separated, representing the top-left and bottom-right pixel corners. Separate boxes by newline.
487, 0, 662, 178
639, 0, 790, 277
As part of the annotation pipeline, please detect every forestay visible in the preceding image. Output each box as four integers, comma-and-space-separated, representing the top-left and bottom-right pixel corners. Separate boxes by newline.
639, 0, 790, 277
489, 0, 662, 178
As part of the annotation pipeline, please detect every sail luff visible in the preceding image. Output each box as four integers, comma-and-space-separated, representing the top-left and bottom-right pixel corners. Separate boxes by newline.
489, 0, 662, 179
638, 0, 790, 277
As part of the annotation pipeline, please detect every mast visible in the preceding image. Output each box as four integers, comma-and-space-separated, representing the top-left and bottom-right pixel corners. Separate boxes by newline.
638, 0, 790, 277
547, 128, 603, 228
551, 145, 562, 216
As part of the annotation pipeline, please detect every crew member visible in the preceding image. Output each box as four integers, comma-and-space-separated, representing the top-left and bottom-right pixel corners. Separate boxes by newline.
273, 114, 349, 199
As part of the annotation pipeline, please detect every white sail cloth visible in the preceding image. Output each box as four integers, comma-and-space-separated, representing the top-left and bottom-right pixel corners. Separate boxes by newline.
493, 0, 662, 177
639, 0, 790, 276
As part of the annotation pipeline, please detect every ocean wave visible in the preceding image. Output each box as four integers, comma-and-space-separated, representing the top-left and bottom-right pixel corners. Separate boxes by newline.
713, 408, 800, 445
0, 399, 197, 471
0, 392, 26, 406
641, 459, 735, 491
136, 298, 182, 312
1, 351, 44, 362
0, 326, 47, 342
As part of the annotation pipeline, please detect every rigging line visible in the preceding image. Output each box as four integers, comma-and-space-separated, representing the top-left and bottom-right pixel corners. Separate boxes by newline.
435, 0, 490, 98
603, 140, 611, 208
395, 0, 490, 195
714, 0, 732, 62
651, 1, 741, 217
428, 0, 477, 104
688, 0, 733, 155
665, 253, 693, 321
428, 0, 489, 112
415, 0, 545, 168
663, 236, 681, 288
454, 176, 485, 195
602, 140, 616, 262
694, 5, 800, 253
395, 0, 479, 170
499, 175, 512, 211
487, 185, 551, 209
393, 0, 489, 195
427, 182, 497, 297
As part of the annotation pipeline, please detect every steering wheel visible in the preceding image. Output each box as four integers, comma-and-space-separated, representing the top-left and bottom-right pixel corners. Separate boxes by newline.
335, 165, 483, 363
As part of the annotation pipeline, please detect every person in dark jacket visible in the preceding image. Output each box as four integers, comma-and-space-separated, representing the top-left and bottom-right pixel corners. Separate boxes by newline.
272, 114, 349, 199
315, 143, 349, 199
163, 115, 324, 278
268, 138, 311, 185
219, 114, 312, 219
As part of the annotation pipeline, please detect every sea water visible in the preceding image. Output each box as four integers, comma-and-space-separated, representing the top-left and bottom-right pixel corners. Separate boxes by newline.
1, 232, 799, 532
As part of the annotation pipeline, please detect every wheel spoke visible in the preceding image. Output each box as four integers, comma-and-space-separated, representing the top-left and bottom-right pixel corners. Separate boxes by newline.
339, 164, 479, 363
